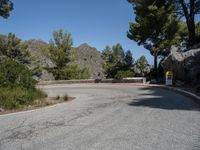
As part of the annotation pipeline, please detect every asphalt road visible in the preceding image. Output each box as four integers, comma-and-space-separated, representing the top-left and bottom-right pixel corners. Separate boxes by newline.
0, 84, 200, 150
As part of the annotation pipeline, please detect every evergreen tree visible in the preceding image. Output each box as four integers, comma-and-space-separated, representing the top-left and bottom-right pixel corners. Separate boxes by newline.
49, 29, 73, 68
124, 50, 133, 69
176, 0, 200, 46
102, 43, 134, 78
127, 0, 179, 78
0, 0, 13, 19
0, 33, 29, 64
136, 55, 149, 77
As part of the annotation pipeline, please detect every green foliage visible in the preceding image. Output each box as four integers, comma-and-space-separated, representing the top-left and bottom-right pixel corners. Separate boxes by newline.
49, 65, 90, 80
63, 94, 69, 101
176, 0, 200, 46
127, 0, 178, 57
0, 0, 13, 19
128, 0, 200, 49
0, 59, 47, 109
124, 50, 134, 69
49, 29, 73, 68
114, 70, 135, 80
47, 29, 90, 80
136, 55, 149, 77
0, 87, 47, 109
0, 59, 36, 89
196, 22, 200, 43
102, 43, 134, 78
0, 33, 30, 64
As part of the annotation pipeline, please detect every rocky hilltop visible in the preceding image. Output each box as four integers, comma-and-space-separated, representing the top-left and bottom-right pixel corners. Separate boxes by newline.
162, 46, 200, 85
26, 40, 105, 80
72, 43, 105, 79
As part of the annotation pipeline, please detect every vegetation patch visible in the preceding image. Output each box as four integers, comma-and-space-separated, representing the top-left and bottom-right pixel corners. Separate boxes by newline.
0, 95, 75, 115
0, 87, 47, 110
0, 59, 47, 111
114, 70, 135, 80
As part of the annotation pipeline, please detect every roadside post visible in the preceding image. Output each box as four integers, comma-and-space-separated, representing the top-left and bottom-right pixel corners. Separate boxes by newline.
165, 71, 173, 86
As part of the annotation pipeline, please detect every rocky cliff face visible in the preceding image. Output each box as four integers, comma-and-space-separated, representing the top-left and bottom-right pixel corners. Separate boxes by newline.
25, 39, 55, 81
72, 43, 105, 79
162, 46, 200, 85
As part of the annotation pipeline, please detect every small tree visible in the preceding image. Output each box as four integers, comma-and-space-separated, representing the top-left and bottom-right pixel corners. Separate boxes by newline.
49, 29, 73, 68
124, 50, 134, 69
102, 43, 134, 78
0, 0, 13, 19
136, 55, 149, 77
47, 29, 90, 80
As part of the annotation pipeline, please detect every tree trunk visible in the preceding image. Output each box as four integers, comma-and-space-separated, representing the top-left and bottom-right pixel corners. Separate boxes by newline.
154, 54, 158, 81
179, 0, 196, 46
187, 17, 196, 47
188, 0, 196, 46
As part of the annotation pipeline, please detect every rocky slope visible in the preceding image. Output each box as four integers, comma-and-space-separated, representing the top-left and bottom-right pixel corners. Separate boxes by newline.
25, 39, 55, 81
72, 43, 105, 79
162, 46, 200, 85
26, 40, 105, 80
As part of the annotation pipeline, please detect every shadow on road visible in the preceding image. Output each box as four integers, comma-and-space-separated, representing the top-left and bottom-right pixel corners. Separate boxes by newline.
128, 87, 200, 111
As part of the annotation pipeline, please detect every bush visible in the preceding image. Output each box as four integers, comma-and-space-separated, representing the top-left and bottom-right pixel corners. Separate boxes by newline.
114, 70, 135, 80
63, 94, 69, 101
0, 87, 47, 109
49, 65, 90, 80
0, 59, 37, 89
0, 59, 47, 110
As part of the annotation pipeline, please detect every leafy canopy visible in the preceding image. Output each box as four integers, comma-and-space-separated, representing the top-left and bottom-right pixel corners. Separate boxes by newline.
136, 55, 149, 77
127, 0, 179, 57
102, 43, 134, 78
0, 33, 30, 64
0, 0, 13, 19
49, 29, 73, 68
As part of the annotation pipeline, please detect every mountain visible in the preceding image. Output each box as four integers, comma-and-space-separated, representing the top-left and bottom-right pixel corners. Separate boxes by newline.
26, 40, 105, 80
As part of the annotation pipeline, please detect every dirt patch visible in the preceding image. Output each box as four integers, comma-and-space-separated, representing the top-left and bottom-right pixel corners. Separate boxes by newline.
0, 97, 75, 115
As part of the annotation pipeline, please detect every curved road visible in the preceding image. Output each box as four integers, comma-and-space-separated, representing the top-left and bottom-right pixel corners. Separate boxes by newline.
0, 84, 200, 150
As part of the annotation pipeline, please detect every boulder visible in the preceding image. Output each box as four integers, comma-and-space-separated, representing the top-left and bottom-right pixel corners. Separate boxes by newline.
162, 46, 200, 85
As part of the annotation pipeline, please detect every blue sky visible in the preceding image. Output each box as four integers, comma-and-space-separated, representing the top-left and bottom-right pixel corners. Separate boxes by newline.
0, 0, 164, 64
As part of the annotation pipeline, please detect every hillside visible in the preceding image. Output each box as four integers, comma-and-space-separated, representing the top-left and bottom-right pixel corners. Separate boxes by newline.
26, 40, 105, 80
25, 39, 55, 81
72, 43, 105, 79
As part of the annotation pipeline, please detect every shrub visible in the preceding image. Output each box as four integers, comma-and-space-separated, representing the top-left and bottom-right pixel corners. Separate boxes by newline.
49, 65, 90, 80
0, 87, 47, 109
56, 95, 60, 100
63, 94, 69, 101
0, 59, 47, 110
0, 59, 37, 89
114, 70, 135, 80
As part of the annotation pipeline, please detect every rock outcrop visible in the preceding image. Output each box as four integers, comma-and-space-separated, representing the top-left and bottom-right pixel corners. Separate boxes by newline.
26, 39, 55, 81
72, 43, 105, 79
162, 46, 200, 85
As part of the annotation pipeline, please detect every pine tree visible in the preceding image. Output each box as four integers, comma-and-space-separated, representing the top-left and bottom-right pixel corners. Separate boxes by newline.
0, 0, 13, 19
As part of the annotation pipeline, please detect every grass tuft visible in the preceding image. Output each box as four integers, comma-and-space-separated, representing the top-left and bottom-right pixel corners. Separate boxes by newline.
63, 94, 69, 101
